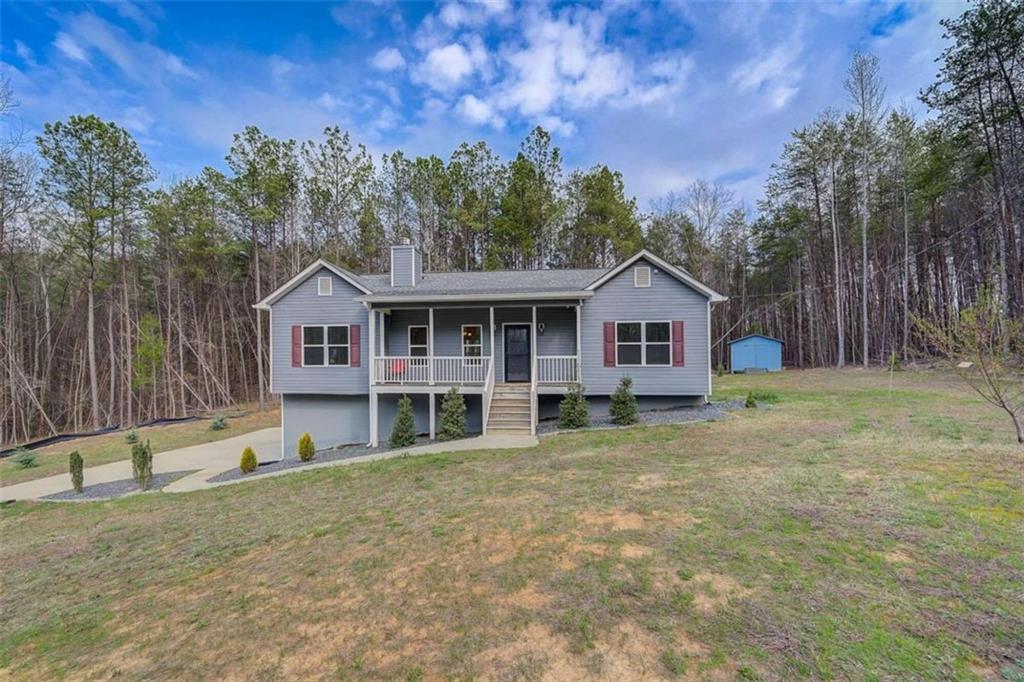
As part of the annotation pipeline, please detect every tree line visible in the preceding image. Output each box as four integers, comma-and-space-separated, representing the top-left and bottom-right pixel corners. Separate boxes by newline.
1, 1, 1021, 445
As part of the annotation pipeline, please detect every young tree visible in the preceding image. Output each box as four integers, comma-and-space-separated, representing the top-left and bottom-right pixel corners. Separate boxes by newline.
69, 451, 84, 493
437, 387, 466, 441
609, 376, 639, 425
916, 292, 1024, 454
390, 394, 416, 447
131, 439, 153, 490
845, 51, 886, 367
558, 383, 590, 429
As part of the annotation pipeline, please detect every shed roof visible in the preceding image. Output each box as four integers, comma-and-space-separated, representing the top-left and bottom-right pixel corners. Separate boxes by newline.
727, 334, 784, 345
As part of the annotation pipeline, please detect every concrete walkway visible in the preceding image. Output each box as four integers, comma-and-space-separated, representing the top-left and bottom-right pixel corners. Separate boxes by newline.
0, 428, 282, 502
1, 430, 538, 501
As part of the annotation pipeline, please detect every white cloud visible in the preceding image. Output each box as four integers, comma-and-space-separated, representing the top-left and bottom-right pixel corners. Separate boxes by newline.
729, 41, 804, 110
14, 40, 36, 65
54, 32, 88, 63
457, 94, 504, 128
317, 92, 341, 111
122, 105, 154, 133
268, 55, 296, 81
370, 47, 406, 71
413, 42, 484, 92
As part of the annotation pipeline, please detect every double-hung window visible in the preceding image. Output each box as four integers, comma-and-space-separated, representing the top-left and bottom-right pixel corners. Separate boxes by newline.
303, 325, 349, 366
462, 325, 483, 366
408, 326, 429, 357
616, 321, 670, 367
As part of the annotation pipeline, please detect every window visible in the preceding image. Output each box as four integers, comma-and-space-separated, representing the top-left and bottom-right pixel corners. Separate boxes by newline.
634, 266, 651, 287
462, 324, 482, 365
303, 325, 349, 366
317, 277, 332, 296
408, 326, 429, 357
616, 321, 670, 366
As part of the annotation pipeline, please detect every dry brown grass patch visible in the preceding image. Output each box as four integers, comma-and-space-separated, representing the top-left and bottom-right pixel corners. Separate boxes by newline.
576, 509, 646, 530
691, 573, 754, 614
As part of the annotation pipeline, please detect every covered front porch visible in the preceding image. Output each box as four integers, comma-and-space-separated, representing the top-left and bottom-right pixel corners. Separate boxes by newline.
366, 302, 583, 444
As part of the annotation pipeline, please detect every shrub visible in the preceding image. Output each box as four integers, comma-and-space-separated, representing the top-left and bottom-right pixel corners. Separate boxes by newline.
210, 416, 228, 431
716, 364, 725, 377
131, 440, 154, 490
438, 388, 466, 441
124, 428, 140, 444
748, 389, 779, 404
887, 351, 902, 372
558, 383, 590, 429
298, 432, 316, 461
69, 451, 84, 493
390, 395, 416, 448
12, 447, 37, 469
239, 446, 258, 473
609, 376, 638, 425
745, 392, 757, 408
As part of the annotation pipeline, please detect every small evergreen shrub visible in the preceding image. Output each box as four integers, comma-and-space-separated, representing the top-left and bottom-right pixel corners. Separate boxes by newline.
716, 364, 725, 377
887, 352, 902, 372
240, 446, 258, 473
298, 432, 316, 462
390, 395, 417, 448
558, 383, 590, 429
745, 392, 757, 408
69, 451, 84, 493
12, 447, 37, 469
438, 388, 466, 441
124, 428, 140, 444
131, 440, 154, 490
210, 416, 228, 431
609, 376, 638, 425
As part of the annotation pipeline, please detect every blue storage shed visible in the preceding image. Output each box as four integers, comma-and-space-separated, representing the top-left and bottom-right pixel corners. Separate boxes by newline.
728, 334, 783, 373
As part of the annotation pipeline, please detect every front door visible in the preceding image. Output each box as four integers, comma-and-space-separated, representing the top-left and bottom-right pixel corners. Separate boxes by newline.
504, 324, 531, 382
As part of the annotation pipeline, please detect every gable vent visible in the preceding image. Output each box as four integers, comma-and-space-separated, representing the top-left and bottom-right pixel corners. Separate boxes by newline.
317, 276, 332, 296
634, 266, 652, 288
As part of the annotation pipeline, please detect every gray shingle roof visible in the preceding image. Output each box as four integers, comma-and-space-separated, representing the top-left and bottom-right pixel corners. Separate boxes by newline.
354, 268, 609, 296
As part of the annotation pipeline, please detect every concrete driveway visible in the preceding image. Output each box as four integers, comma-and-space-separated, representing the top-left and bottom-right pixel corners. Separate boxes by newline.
0, 428, 281, 501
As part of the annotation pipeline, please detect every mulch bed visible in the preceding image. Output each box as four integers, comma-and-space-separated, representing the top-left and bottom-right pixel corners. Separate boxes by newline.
537, 400, 746, 435
207, 435, 437, 484
42, 470, 198, 501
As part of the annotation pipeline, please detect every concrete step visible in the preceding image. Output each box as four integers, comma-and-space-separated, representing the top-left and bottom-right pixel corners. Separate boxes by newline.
488, 427, 533, 435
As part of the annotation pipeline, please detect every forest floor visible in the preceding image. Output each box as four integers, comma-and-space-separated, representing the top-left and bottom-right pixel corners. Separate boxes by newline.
1, 369, 1022, 680
0, 405, 280, 486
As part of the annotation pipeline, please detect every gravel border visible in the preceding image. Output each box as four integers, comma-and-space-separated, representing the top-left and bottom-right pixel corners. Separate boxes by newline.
208, 433, 481, 484
537, 400, 745, 435
42, 470, 198, 501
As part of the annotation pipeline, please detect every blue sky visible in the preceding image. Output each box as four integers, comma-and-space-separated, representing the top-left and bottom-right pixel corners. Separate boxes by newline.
2, 0, 963, 207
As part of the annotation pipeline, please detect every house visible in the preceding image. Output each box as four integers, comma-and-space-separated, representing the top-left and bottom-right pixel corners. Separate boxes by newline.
728, 334, 783, 373
255, 242, 727, 458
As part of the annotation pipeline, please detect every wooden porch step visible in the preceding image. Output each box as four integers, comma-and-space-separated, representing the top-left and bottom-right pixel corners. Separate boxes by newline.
490, 397, 530, 407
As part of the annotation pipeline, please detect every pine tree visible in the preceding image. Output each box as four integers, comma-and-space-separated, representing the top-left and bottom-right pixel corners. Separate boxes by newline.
131, 440, 153, 490
609, 377, 638, 425
558, 383, 590, 429
437, 388, 466, 441
298, 432, 316, 461
240, 446, 258, 473
69, 451, 84, 493
390, 395, 416, 448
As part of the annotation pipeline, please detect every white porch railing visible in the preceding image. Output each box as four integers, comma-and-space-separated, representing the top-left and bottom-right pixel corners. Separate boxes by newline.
373, 356, 491, 385
536, 355, 580, 384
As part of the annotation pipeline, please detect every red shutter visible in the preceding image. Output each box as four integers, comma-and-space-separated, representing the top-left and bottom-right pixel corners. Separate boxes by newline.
603, 322, 615, 367
350, 324, 361, 367
291, 326, 302, 367
672, 320, 684, 367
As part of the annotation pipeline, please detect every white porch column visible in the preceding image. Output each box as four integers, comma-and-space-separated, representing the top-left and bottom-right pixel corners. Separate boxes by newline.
428, 307, 435, 385
429, 393, 436, 440
368, 305, 376, 386
489, 306, 495, 371
531, 306, 537, 382
369, 390, 379, 447
576, 301, 582, 383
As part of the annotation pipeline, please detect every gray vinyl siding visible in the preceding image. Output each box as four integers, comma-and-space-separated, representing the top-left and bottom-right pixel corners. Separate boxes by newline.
270, 268, 369, 395
383, 308, 492, 357
281, 394, 369, 458
377, 394, 482, 442
537, 306, 578, 356
580, 257, 709, 396
390, 245, 418, 287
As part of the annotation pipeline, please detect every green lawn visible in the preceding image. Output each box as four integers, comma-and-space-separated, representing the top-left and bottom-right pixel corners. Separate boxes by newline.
0, 405, 279, 486
1, 370, 1021, 680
